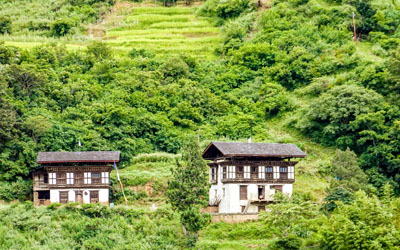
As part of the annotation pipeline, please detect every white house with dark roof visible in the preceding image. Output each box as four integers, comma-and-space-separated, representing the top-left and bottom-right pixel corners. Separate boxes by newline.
202, 142, 306, 213
33, 151, 120, 206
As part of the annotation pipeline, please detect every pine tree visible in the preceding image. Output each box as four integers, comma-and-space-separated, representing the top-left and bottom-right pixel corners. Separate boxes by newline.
166, 137, 210, 247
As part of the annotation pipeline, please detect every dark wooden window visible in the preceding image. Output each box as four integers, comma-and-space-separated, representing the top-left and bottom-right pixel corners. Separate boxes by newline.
280, 167, 288, 179
240, 185, 247, 200
258, 206, 265, 212
272, 185, 283, 192
210, 167, 217, 183
265, 167, 273, 179
57, 173, 66, 185
59, 191, 68, 204
236, 166, 244, 178
92, 172, 101, 184
43, 174, 48, 184
251, 166, 258, 179
75, 172, 83, 185
222, 167, 227, 179
90, 190, 99, 203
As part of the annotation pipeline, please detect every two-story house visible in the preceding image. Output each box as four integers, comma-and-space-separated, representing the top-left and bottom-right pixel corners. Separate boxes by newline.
33, 151, 120, 206
202, 142, 306, 213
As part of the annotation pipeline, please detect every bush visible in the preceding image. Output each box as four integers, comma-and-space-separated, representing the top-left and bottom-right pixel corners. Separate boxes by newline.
0, 16, 11, 34
269, 234, 302, 250
160, 57, 189, 79
51, 19, 74, 37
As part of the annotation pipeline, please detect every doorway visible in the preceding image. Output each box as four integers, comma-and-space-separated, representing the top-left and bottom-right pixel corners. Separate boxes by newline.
75, 191, 83, 203
258, 185, 265, 200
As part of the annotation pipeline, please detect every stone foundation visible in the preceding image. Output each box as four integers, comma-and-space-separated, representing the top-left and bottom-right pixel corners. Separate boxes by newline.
211, 213, 259, 223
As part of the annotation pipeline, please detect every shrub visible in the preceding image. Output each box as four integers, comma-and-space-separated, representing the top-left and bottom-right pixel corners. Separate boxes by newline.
0, 16, 11, 34
160, 57, 189, 79
51, 19, 74, 37
269, 234, 302, 250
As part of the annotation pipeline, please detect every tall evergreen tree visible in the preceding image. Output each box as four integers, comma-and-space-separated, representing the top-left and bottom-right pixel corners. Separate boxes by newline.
166, 137, 210, 247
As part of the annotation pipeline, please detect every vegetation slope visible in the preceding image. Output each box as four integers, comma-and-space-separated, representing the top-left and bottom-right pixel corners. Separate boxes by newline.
1, 0, 400, 249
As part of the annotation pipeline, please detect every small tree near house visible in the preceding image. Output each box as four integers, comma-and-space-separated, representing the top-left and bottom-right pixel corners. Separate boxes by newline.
166, 137, 210, 247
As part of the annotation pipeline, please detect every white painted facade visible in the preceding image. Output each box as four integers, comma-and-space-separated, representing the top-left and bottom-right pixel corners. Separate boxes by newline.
209, 164, 294, 214
49, 189, 109, 204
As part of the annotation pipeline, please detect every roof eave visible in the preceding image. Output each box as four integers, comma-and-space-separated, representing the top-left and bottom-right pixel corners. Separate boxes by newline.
37, 160, 120, 164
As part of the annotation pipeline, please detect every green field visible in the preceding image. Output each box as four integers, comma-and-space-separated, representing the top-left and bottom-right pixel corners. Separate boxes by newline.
102, 4, 220, 58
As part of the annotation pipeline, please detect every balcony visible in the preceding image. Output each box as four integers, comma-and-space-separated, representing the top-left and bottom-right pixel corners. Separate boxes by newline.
221, 175, 294, 184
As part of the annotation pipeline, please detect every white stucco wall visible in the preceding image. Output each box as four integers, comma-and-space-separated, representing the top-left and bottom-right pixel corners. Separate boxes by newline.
50, 189, 109, 204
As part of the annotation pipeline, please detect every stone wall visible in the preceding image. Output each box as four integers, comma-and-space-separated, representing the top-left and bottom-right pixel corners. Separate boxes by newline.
211, 213, 259, 223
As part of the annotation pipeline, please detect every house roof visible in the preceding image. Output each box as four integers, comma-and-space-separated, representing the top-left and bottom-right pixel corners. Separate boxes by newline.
202, 141, 306, 160
37, 151, 120, 164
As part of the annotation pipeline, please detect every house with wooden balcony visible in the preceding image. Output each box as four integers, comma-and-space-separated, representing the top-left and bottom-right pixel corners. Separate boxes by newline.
33, 151, 120, 206
203, 142, 306, 213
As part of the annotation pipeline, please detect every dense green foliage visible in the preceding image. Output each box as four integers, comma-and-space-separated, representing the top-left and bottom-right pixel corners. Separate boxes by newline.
0, 0, 114, 37
0, 203, 186, 249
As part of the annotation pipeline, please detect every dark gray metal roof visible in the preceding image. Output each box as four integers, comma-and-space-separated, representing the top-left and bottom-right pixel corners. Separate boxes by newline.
202, 141, 306, 160
37, 151, 120, 164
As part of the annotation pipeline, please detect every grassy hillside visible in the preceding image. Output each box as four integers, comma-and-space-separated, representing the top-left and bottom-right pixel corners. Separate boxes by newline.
1, 0, 400, 248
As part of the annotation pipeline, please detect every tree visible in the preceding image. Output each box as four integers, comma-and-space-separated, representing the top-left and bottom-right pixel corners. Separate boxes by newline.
329, 149, 369, 192
166, 137, 210, 247
297, 85, 384, 149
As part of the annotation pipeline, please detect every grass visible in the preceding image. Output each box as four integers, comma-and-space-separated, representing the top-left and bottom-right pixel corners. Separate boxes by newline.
101, 4, 221, 59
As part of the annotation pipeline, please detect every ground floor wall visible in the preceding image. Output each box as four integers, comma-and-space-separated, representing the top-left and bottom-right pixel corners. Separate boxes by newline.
210, 183, 293, 214
47, 189, 109, 205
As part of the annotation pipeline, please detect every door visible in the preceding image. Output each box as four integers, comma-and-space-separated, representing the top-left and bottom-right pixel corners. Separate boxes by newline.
75, 191, 83, 203
258, 185, 265, 200
240, 185, 247, 200
59, 191, 68, 204
90, 191, 99, 203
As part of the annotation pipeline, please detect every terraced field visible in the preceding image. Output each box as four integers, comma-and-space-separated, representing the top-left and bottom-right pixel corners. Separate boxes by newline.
99, 4, 221, 59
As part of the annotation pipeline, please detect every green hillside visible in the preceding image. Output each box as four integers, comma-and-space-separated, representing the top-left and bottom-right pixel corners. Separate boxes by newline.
1, 0, 400, 248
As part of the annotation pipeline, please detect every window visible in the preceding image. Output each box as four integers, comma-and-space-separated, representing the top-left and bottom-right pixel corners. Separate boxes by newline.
240, 185, 247, 200
210, 167, 217, 183
84, 172, 91, 184
43, 174, 48, 184
244, 166, 250, 178
280, 167, 288, 179
57, 173, 66, 185
59, 191, 68, 204
227, 166, 235, 179
67, 173, 74, 184
258, 166, 265, 179
92, 172, 101, 184
288, 166, 295, 179
241, 206, 246, 213
101, 172, 109, 184
223, 188, 225, 198
251, 166, 258, 178
273, 166, 280, 179
265, 167, 273, 179
90, 190, 99, 204
222, 167, 227, 179
236, 166, 244, 178
49, 173, 56, 184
